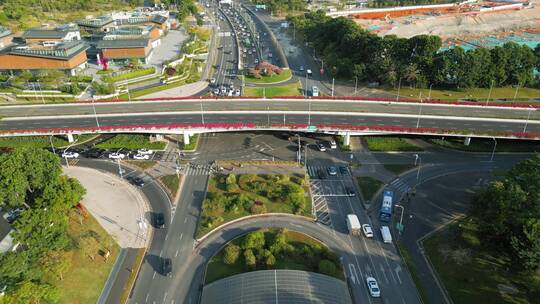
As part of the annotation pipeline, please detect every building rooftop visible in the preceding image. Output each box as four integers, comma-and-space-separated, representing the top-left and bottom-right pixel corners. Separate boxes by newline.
151, 15, 168, 25
0, 216, 13, 253
97, 38, 149, 49
201, 270, 353, 304
0, 26, 12, 39
22, 23, 79, 39
77, 16, 114, 28
1, 40, 88, 60
110, 25, 153, 36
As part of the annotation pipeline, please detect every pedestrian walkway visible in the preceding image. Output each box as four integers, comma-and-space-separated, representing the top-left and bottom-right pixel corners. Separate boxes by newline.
388, 178, 412, 197
139, 80, 208, 99
185, 163, 213, 176
309, 180, 332, 226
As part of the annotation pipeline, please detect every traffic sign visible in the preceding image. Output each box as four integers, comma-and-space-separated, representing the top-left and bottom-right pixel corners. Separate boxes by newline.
308, 125, 317, 130
396, 223, 404, 234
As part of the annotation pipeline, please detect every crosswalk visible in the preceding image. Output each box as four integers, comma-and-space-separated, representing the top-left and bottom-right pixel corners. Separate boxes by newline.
309, 180, 332, 226
161, 149, 178, 163
388, 178, 411, 197
307, 165, 324, 178
184, 163, 212, 176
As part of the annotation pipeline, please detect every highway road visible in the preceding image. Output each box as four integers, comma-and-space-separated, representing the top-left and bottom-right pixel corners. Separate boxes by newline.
2, 112, 540, 135
0, 99, 537, 121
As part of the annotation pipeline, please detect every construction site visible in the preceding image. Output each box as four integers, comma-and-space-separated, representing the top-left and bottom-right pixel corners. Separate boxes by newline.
343, 0, 540, 51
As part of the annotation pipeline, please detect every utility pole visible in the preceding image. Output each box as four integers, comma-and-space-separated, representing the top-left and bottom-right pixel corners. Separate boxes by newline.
485, 79, 494, 106
354, 76, 358, 95
523, 106, 533, 133
490, 137, 497, 162
396, 77, 402, 102
416, 92, 423, 129
331, 78, 335, 97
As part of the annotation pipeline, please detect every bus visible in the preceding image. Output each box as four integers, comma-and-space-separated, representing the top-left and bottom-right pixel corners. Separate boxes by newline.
379, 190, 393, 222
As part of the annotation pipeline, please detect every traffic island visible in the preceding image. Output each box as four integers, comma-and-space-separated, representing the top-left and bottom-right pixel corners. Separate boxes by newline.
242, 68, 293, 84
205, 229, 343, 284
195, 173, 312, 238
243, 81, 301, 97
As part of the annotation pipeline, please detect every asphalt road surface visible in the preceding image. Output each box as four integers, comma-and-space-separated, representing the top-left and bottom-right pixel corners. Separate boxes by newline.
2, 112, 540, 135
0, 100, 537, 121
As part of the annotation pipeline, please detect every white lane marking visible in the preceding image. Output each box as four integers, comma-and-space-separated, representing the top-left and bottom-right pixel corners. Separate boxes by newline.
146, 293, 150, 303
152, 271, 157, 279
395, 265, 403, 284
175, 249, 179, 257
349, 264, 358, 284
380, 263, 389, 284
179, 233, 183, 240
184, 217, 188, 223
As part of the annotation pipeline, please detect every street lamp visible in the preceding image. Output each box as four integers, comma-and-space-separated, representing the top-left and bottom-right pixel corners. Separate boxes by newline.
305, 72, 309, 97
92, 98, 100, 130
513, 84, 520, 102
200, 100, 205, 124
396, 77, 402, 102
117, 158, 125, 178
354, 76, 358, 95
416, 92, 423, 129
485, 79, 494, 106
523, 105, 533, 133
331, 77, 335, 97
49, 135, 56, 154
63, 138, 79, 168
395, 204, 405, 229
490, 137, 497, 162
308, 99, 311, 126
428, 83, 433, 101
414, 154, 422, 185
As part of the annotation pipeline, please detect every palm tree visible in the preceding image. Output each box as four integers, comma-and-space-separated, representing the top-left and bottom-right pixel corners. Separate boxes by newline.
404, 64, 419, 87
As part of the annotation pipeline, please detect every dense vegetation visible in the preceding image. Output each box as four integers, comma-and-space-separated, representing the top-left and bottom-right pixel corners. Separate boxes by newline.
0, 0, 142, 29
0, 148, 88, 302
368, 0, 460, 8
471, 155, 540, 271
198, 174, 311, 237
251, 0, 306, 15
206, 229, 342, 283
288, 11, 540, 89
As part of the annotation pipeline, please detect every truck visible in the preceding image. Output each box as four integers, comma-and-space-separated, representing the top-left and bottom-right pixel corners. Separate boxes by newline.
379, 190, 394, 222
346, 214, 361, 236
380, 226, 392, 243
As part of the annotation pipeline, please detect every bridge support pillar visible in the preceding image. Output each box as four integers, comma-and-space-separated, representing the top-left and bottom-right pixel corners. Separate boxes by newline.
344, 132, 351, 146
183, 132, 191, 145
67, 133, 75, 143
464, 137, 471, 146
154, 134, 164, 141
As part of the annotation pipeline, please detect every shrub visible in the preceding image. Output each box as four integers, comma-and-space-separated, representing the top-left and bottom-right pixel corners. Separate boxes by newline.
250, 203, 267, 215
244, 249, 256, 269
242, 231, 265, 250
318, 259, 337, 277
223, 244, 240, 265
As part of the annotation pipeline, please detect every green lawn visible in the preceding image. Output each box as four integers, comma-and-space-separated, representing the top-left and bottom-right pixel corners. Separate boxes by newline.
243, 69, 293, 84
428, 138, 540, 153
397, 242, 431, 304
95, 135, 167, 150
365, 137, 423, 152
0, 134, 96, 149
196, 174, 312, 238
356, 176, 384, 202
424, 219, 540, 304
205, 229, 343, 284
160, 174, 181, 198
102, 67, 155, 83
383, 164, 417, 175
182, 133, 200, 151
243, 82, 301, 97
54, 210, 120, 304
384, 86, 540, 102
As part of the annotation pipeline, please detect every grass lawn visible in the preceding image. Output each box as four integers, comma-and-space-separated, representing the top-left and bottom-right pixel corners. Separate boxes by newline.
383, 164, 417, 175
118, 248, 145, 304
243, 69, 293, 84
365, 137, 423, 152
95, 135, 167, 150
182, 134, 200, 151
356, 176, 384, 202
0, 134, 96, 149
125, 160, 158, 170
424, 219, 540, 304
428, 137, 540, 153
160, 174, 181, 198
103, 67, 155, 83
205, 229, 343, 284
243, 82, 301, 97
53, 210, 120, 304
196, 174, 312, 238
384, 86, 540, 102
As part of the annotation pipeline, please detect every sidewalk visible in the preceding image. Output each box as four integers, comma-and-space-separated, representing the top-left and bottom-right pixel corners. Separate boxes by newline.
64, 166, 151, 248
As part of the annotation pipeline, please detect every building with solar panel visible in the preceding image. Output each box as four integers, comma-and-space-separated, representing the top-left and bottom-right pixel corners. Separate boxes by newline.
201, 269, 353, 304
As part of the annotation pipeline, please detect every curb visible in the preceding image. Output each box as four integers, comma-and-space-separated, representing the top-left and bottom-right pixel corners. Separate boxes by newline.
196, 213, 315, 243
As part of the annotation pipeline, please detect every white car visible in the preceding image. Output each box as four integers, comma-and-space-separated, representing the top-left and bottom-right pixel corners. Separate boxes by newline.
62, 151, 79, 158
133, 153, 150, 160
307, 69, 313, 76
312, 86, 320, 97
366, 277, 381, 297
362, 224, 374, 238
108, 152, 126, 159
234, 89, 241, 96
317, 143, 326, 152
137, 149, 153, 155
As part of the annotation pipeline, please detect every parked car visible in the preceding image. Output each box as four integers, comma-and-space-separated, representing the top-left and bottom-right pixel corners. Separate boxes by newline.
210, 78, 216, 84
154, 213, 165, 229
62, 151, 79, 158
108, 152, 126, 159
162, 258, 172, 277
133, 153, 150, 160
234, 89, 241, 96
83, 149, 105, 158
307, 69, 312, 76
311, 86, 319, 97
137, 149, 153, 155
366, 277, 380, 297
339, 166, 349, 175
330, 139, 337, 149
362, 224, 374, 238
345, 187, 355, 197
327, 166, 337, 176
299, 65, 304, 71
317, 143, 327, 152
4, 208, 23, 224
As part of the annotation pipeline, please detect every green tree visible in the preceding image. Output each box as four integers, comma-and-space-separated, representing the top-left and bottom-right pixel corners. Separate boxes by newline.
510, 219, 540, 270
242, 231, 265, 250
1, 281, 59, 304
226, 173, 238, 192
79, 235, 101, 261
10, 70, 32, 88
40, 250, 73, 280
265, 252, 276, 268
244, 249, 256, 269
223, 244, 241, 265
318, 259, 337, 277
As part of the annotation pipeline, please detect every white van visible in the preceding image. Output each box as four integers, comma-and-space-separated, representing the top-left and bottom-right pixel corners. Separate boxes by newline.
312, 86, 319, 97
380, 226, 392, 243
330, 139, 337, 149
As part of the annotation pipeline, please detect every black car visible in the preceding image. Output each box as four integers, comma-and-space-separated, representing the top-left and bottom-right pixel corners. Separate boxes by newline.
83, 148, 106, 158
345, 187, 355, 197
128, 176, 145, 187
317, 169, 325, 179
154, 213, 165, 229
339, 166, 349, 176
162, 258, 172, 277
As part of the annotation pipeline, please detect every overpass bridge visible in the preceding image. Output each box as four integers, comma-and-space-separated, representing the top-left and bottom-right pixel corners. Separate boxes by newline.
0, 97, 539, 144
